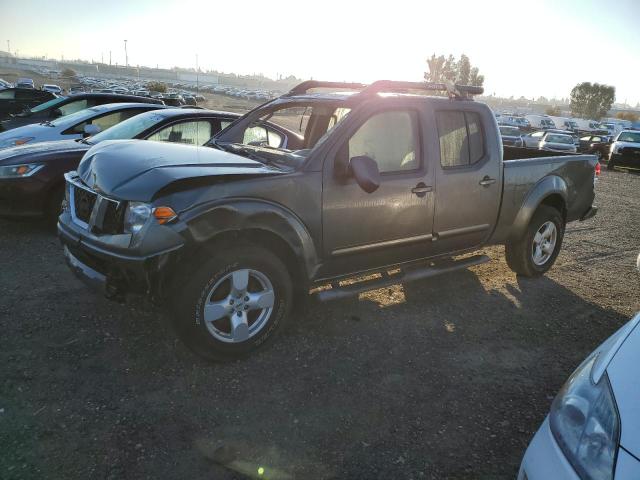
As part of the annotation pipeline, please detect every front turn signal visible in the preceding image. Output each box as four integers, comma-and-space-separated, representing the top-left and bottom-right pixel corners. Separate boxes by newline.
153, 206, 178, 225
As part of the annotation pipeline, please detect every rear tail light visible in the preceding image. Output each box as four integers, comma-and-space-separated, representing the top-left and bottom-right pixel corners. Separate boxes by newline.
595, 162, 601, 177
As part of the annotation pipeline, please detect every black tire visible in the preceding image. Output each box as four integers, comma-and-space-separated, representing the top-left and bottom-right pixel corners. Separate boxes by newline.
505, 205, 564, 277
170, 245, 293, 361
45, 184, 65, 225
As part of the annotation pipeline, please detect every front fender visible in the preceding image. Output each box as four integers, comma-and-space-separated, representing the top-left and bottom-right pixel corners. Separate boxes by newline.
183, 198, 320, 280
509, 175, 568, 241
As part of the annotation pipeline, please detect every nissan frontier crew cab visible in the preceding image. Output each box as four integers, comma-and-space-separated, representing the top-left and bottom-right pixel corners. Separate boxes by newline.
58, 80, 598, 361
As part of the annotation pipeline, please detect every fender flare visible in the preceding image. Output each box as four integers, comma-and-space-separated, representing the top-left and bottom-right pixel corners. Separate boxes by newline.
184, 199, 320, 281
509, 175, 568, 241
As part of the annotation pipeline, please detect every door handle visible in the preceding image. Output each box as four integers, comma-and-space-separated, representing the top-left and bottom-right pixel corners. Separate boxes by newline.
411, 183, 433, 197
479, 176, 496, 187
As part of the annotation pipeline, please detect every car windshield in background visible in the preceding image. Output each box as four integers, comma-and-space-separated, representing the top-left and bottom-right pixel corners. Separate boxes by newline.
30, 96, 67, 113
87, 111, 164, 144
500, 126, 520, 136
546, 134, 573, 144
618, 132, 640, 143
48, 107, 99, 127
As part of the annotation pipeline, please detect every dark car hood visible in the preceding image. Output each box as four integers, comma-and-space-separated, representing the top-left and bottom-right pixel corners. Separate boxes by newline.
0, 139, 89, 165
78, 140, 284, 202
1, 114, 40, 131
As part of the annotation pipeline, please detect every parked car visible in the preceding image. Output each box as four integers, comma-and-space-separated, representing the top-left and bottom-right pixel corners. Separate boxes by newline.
1, 93, 165, 131
182, 94, 197, 106
540, 133, 578, 153
162, 93, 185, 107
549, 116, 580, 132
58, 80, 598, 361
526, 114, 556, 129
578, 134, 611, 161
0, 78, 12, 90
42, 84, 63, 95
0, 88, 56, 120
499, 125, 524, 147
523, 130, 577, 151
0, 103, 164, 149
15, 78, 35, 89
607, 130, 640, 170
519, 312, 640, 480
0, 109, 239, 221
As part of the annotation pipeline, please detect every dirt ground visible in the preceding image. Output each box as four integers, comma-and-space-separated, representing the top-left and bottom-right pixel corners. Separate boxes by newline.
1, 168, 639, 479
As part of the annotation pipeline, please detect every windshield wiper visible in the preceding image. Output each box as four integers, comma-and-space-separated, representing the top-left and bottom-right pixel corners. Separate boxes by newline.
40, 120, 54, 127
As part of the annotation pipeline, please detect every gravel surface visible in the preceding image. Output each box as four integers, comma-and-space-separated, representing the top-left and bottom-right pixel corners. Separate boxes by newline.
1, 169, 639, 479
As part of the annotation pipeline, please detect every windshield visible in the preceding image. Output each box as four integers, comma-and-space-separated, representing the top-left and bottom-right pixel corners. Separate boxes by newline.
30, 97, 67, 113
88, 111, 164, 143
215, 100, 352, 168
617, 131, 640, 143
500, 126, 520, 136
546, 134, 573, 144
48, 107, 100, 127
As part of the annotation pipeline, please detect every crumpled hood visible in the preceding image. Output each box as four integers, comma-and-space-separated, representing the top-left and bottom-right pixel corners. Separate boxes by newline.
77, 140, 283, 201
0, 139, 89, 165
602, 313, 640, 459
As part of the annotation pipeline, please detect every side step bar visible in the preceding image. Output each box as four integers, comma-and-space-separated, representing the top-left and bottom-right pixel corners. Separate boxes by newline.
314, 255, 490, 302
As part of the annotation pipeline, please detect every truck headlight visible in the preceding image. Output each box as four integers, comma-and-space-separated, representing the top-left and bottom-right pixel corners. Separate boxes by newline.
0, 163, 44, 178
550, 355, 620, 480
0, 137, 35, 148
123, 201, 152, 235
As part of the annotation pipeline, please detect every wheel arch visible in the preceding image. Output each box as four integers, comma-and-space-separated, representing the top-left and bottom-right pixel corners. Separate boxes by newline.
182, 199, 320, 287
509, 175, 568, 241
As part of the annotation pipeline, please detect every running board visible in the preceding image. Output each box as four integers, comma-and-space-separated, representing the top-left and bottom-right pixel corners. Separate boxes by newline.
314, 255, 490, 302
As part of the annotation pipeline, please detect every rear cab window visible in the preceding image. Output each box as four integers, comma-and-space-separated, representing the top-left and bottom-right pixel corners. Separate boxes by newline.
436, 111, 485, 167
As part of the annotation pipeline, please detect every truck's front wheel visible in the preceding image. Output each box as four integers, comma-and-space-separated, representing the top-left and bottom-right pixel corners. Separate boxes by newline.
170, 246, 293, 361
505, 205, 564, 277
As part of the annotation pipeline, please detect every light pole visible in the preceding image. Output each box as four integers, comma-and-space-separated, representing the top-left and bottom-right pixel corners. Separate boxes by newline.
124, 39, 128, 69
196, 53, 199, 93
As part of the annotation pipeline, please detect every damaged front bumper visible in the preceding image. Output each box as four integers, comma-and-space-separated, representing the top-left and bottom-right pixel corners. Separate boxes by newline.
58, 210, 185, 299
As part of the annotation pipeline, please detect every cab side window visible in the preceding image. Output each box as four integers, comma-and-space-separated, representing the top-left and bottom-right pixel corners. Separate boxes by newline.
347, 110, 419, 173
436, 111, 485, 167
148, 121, 213, 145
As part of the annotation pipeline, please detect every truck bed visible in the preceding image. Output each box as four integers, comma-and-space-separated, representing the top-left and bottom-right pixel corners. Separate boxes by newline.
490, 147, 598, 243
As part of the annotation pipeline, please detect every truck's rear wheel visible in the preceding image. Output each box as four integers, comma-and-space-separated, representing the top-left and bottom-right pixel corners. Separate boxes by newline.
505, 205, 564, 277
170, 245, 293, 361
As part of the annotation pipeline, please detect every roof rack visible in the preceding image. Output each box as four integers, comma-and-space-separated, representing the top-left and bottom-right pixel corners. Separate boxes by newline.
285, 79, 484, 100
359, 80, 484, 100
285, 80, 367, 96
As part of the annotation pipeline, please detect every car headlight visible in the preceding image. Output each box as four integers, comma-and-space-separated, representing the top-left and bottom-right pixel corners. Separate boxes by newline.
0, 163, 44, 178
123, 201, 152, 235
0, 137, 35, 148
550, 355, 620, 480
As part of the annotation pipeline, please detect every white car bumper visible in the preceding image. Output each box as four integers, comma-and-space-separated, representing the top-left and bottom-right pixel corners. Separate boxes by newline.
518, 417, 579, 480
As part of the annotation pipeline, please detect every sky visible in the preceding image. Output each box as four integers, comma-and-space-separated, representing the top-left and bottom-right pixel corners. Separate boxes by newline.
1, 0, 639, 104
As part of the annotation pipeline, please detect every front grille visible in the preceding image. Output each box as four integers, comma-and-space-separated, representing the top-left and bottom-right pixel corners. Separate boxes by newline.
67, 174, 125, 234
73, 185, 97, 224
97, 199, 126, 235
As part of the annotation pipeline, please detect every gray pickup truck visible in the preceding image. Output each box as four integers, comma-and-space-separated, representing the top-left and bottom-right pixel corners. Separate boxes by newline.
58, 81, 598, 360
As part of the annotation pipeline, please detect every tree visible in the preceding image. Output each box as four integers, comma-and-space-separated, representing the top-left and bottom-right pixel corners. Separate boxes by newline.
546, 106, 562, 116
569, 82, 615, 120
147, 81, 167, 93
615, 111, 639, 122
424, 53, 484, 87
61, 68, 76, 78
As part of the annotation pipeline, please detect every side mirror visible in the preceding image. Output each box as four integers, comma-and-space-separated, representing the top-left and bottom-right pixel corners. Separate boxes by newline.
50, 108, 62, 118
83, 124, 101, 137
350, 155, 380, 193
